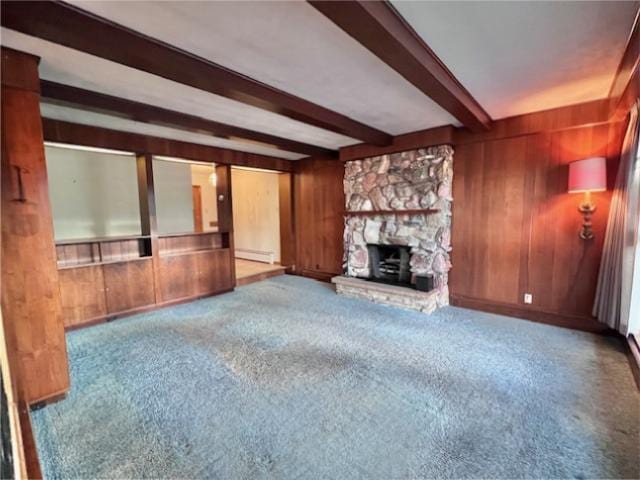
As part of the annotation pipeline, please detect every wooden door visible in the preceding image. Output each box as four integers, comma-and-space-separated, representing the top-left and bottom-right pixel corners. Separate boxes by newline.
192, 185, 203, 233
103, 259, 155, 313
58, 266, 107, 327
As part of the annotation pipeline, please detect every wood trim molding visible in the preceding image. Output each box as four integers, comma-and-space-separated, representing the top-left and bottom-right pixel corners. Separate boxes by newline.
449, 295, 610, 334
339, 100, 612, 161
41, 118, 295, 172
40, 81, 337, 158
454, 98, 612, 145
608, 7, 640, 114
309, 0, 491, 132
1, 1, 391, 146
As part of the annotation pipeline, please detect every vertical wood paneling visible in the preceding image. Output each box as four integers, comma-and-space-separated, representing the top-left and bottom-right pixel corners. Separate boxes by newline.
294, 158, 345, 281
450, 118, 625, 328
58, 266, 107, 328
103, 260, 155, 313
1, 48, 69, 403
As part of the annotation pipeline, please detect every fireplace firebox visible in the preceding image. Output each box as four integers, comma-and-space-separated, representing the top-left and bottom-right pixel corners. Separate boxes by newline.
367, 244, 411, 286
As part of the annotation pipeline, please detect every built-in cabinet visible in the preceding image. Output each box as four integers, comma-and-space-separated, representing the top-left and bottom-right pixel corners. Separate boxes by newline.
57, 232, 234, 329
55, 161, 236, 330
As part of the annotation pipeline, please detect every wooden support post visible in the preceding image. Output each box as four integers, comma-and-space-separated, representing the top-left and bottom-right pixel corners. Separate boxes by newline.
215, 165, 236, 287
1, 47, 70, 403
278, 172, 296, 271
136, 153, 162, 303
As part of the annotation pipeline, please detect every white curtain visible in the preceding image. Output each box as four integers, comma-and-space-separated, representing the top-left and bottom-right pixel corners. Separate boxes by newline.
593, 100, 640, 334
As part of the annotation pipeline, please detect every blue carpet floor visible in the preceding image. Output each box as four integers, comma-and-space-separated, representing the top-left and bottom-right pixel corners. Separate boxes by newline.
33, 275, 639, 479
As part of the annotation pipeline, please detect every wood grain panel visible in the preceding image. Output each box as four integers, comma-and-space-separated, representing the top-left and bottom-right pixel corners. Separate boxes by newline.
526, 123, 623, 317
58, 266, 107, 328
158, 254, 199, 302
103, 259, 155, 313
294, 157, 345, 280
1, 48, 69, 403
450, 117, 625, 327
158, 233, 224, 256
196, 249, 234, 295
339, 98, 610, 162
454, 99, 611, 145
450, 137, 528, 304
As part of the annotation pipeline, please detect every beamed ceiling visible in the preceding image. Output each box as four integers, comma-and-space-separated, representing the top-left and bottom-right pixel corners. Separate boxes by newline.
1, 0, 638, 161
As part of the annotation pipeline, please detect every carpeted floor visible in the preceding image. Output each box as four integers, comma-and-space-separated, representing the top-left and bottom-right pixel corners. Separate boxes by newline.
32, 275, 639, 479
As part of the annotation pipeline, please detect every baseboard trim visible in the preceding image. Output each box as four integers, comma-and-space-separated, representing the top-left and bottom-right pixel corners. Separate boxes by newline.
65, 288, 235, 332
627, 335, 640, 391
449, 295, 610, 334
299, 269, 340, 283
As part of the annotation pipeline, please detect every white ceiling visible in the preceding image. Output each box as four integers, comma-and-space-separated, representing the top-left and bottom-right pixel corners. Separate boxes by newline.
68, 0, 460, 135
1, 0, 637, 158
392, 0, 639, 119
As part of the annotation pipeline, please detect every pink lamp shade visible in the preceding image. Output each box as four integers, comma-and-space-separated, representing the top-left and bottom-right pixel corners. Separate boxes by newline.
568, 157, 607, 193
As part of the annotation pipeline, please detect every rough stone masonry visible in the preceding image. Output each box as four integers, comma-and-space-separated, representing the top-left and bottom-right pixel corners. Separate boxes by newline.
337, 144, 453, 312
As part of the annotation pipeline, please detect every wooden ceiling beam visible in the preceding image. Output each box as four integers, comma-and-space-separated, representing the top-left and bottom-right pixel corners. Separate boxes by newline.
1, 0, 392, 146
41, 118, 296, 172
309, 0, 492, 133
40, 81, 337, 158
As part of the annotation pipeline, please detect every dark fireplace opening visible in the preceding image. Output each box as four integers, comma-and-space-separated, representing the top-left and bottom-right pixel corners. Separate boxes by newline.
367, 244, 412, 287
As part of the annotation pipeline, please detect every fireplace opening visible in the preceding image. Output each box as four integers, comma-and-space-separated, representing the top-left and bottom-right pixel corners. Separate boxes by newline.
367, 244, 412, 287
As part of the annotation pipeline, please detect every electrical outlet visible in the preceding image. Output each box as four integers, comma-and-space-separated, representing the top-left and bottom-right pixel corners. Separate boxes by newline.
524, 293, 533, 304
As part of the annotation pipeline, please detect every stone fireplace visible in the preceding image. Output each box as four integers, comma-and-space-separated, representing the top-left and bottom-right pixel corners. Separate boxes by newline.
332, 145, 453, 313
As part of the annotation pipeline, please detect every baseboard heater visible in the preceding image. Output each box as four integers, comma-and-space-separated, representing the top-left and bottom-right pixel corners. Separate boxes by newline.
235, 248, 275, 264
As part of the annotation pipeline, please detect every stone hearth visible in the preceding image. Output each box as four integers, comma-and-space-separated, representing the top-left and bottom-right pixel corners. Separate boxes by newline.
332, 276, 441, 314
335, 145, 453, 313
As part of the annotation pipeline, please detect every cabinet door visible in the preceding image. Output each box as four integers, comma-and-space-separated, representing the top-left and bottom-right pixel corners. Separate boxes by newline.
158, 254, 198, 302
58, 265, 107, 327
103, 259, 155, 313
196, 249, 234, 295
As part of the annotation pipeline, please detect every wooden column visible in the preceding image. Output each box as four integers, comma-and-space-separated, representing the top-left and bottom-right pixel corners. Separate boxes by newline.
1, 47, 70, 403
216, 165, 236, 287
136, 153, 162, 302
278, 172, 296, 270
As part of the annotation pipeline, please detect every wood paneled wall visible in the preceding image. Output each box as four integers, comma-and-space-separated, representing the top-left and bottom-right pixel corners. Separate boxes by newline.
1, 48, 69, 403
450, 119, 625, 331
320, 98, 632, 330
293, 157, 345, 281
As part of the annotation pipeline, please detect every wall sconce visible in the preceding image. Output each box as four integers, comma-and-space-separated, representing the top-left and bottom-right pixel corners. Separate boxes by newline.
567, 157, 607, 240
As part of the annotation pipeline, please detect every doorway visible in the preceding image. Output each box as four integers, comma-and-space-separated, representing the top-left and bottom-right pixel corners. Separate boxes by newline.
231, 167, 291, 285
